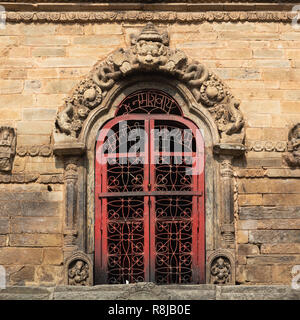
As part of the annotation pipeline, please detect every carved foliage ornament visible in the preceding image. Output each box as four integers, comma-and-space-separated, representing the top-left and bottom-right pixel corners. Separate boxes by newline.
0, 127, 16, 172
284, 123, 300, 167
56, 23, 244, 143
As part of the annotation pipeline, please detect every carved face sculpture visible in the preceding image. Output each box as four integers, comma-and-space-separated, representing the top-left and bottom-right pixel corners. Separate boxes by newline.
0, 130, 11, 147
135, 40, 166, 68
216, 257, 225, 267
2, 130, 9, 141
75, 260, 84, 271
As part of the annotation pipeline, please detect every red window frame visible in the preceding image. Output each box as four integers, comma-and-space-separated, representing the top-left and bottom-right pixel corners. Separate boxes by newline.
95, 114, 205, 284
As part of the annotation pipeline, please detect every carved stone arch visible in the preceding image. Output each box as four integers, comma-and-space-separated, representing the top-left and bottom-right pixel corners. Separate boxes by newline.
53, 22, 246, 285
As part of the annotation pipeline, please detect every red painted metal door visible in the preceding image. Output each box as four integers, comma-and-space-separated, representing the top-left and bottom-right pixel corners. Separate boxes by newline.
95, 114, 205, 284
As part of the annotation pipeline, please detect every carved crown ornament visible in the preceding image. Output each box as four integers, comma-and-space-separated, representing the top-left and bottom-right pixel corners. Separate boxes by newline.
55, 23, 245, 150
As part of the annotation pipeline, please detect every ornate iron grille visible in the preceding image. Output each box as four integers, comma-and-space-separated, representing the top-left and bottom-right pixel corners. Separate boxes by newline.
95, 98, 205, 285
152, 120, 196, 284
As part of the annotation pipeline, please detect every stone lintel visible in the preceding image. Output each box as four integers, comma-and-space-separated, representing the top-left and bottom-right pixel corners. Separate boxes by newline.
53, 143, 85, 156
213, 143, 246, 157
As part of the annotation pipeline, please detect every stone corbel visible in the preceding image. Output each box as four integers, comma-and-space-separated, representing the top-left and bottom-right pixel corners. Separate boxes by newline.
214, 143, 245, 249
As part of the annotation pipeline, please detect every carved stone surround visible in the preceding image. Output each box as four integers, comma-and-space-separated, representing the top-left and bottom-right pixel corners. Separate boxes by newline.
51, 23, 246, 285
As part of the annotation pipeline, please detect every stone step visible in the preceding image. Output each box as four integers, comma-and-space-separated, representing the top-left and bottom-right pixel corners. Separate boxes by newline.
0, 283, 300, 300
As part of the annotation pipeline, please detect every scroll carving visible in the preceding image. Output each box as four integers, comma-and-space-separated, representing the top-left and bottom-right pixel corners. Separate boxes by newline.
0, 127, 16, 172
55, 23, 244, 143
284, 124, 300, 167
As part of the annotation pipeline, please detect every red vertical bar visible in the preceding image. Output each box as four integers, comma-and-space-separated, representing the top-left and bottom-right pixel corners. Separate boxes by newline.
143, 119, 150, 282
191, 145, 199, 283
94, 138, 102, 283
149, 119, 156, 283
100, 157, 108, 283
197, 138, 205, 284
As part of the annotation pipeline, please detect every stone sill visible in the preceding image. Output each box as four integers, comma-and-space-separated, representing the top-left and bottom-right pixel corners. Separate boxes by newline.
1, 284, 300, 300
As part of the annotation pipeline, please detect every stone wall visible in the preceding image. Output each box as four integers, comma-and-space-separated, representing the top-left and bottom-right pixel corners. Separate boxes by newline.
0, 18, 300, 286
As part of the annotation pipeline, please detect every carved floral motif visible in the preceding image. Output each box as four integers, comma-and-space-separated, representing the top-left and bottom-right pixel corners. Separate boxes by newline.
56, 23, 244, 143
249, 141, 287, 152
285, 124, 300, 167
0, 174, 38, 184
0, 127, 16, 172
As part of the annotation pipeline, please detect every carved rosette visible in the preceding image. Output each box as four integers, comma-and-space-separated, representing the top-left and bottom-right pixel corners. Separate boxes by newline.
284, 123, 300, 167
207, 250, 235, 285
55, 22, 245, 143
0, 127, 16, 172
199, 76, 226, 107
65, 251, 93, 286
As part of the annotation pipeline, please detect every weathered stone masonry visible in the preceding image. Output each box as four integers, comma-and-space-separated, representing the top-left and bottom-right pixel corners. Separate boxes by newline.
0, 1, 300, 287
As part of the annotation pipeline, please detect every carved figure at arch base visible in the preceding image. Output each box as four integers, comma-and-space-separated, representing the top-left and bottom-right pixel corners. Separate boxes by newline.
285, 123, 300, 167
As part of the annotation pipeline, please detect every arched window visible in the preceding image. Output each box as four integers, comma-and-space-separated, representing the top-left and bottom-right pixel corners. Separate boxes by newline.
95, 89, 205, 284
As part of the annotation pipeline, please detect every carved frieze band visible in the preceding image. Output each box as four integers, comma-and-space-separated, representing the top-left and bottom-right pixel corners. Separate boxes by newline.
247, 141, 287, 152
4, 11, 297, 23
0, 174, 38, 184
0, 174, 64, 184
16, 145, 53, 157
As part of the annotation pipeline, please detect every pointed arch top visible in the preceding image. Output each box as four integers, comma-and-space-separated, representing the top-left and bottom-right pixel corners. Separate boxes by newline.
54, 23, 245, 151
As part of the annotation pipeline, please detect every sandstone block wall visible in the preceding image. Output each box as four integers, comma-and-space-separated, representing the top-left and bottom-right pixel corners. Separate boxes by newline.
0, 20, 300, 285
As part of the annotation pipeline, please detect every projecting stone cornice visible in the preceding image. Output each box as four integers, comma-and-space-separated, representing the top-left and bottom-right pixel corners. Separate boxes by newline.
0, 1, 298, 23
